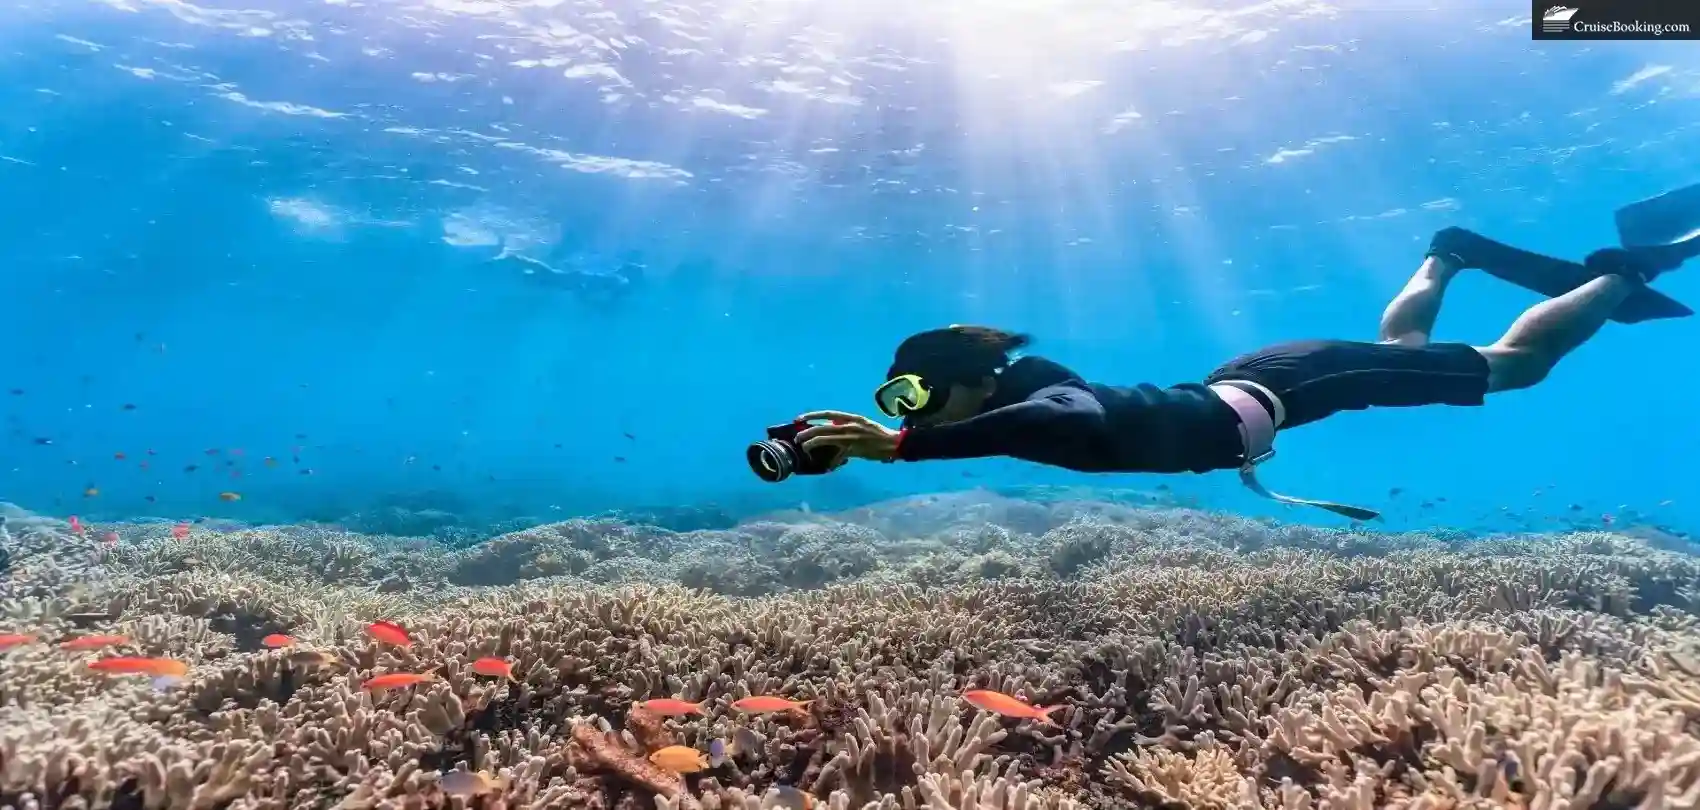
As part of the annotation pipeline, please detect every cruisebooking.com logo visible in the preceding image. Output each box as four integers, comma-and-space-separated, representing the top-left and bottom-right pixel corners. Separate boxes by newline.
1536, 4, 1697, 39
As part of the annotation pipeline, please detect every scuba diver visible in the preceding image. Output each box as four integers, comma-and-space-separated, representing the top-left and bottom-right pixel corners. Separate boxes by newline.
490, 246, 644, 307
792, 188, 1700, 521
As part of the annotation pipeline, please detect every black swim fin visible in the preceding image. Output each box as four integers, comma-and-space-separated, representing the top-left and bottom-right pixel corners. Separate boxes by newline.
1430, 227, 1693, 325
1617, 182, 1700, 249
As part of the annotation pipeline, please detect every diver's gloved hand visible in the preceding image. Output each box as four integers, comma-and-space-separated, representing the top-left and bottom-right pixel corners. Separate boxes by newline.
795, 411, 902, 462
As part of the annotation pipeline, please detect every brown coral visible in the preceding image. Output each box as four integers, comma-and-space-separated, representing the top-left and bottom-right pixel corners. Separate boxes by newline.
569, 722, 686, 798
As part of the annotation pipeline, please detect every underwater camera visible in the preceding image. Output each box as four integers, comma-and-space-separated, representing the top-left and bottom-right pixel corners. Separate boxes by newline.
747, 422, 841, 483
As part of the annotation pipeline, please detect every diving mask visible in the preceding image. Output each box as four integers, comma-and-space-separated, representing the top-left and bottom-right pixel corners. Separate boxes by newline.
874, 374, 933, 418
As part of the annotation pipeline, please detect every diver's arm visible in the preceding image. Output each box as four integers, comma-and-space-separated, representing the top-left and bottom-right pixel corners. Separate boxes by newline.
895, 390, 1116, 468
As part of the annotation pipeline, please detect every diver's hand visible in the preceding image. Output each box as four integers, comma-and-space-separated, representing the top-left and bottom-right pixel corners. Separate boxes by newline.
796, 411, 901, 462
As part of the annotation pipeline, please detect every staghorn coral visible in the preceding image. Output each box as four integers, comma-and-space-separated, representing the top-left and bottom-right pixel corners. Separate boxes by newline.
0, 496, 1697, 810
1106, 743, 1255, 809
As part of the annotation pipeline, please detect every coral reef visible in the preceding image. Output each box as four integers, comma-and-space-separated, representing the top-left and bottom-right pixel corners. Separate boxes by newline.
1, 493, 1699, 810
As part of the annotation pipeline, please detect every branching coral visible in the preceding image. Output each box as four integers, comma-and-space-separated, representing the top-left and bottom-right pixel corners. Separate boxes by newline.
1106, 743, 1256, 809
0, 496, 1696, 810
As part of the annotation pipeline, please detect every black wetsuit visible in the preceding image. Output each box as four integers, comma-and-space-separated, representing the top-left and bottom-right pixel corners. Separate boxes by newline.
894, 340, 1490, 473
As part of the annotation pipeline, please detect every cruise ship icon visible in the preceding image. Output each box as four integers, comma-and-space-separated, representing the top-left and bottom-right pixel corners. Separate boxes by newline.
1542, 6, 1580, 32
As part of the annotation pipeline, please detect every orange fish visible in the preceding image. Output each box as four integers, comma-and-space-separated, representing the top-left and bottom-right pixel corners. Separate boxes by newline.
362, 671, 437, 691
366, 621, 412, 646
640, 698, 707, 716
261, 634, 296, 648
218, 491, 241, 502
730, 696, 813, 714
648, 745, 710, 773
0, 633, 40, 649
470, 657, 517, 681
59, 635, 129, 651
83, 487, 99, 498
88, 657, 189, 677
961, 690, 1065, 726
170, 523, 189, 540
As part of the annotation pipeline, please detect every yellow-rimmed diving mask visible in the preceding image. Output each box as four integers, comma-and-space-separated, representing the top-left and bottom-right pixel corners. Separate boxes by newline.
874, 374, 934, 418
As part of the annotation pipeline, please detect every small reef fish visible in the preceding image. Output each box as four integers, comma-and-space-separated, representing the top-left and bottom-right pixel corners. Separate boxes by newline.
83, 487, 99, 498
361, 671, 437, 691
1501, 754, 1520, 781
287, 649, 338, 668
0, 633, 40, 650
59, 635, 129, 651
365, 620, 412, 646
961, 690, 1064, 726
730, 696, 812, 714
218, 491, 241, 502
640, 698, 706, 716
171, 523, 190, 540
708, 739, 728, 768
68, 516, 84, 535
88, 657, 190, 677
441, 769, 508, 798
102, 531, 118, 545
648, 745, 709, 773
772, 786, 816, 810
470, 657, 518, 681
114, 452, 126, 460
261, 634, 296, 648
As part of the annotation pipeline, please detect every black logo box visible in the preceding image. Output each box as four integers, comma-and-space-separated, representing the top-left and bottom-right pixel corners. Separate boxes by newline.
1532, 1, 1700, 39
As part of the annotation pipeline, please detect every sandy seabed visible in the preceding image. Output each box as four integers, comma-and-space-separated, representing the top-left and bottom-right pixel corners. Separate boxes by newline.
1, 491, 1698, 810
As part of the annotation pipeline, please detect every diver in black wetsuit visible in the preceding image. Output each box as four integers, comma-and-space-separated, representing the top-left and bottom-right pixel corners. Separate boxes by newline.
794, 222, 1700, 521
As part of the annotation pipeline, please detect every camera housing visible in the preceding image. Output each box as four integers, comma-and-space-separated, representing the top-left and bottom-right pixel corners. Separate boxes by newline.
747, 422, 841, 482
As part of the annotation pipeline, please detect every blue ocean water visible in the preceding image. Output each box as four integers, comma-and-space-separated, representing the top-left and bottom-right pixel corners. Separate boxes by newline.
1, 0, 1695, 538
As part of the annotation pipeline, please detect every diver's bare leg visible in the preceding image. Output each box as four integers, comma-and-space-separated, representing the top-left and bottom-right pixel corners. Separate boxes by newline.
1476, 258, 1639, 392
1381, 226, 1584, 345
1378, 254, 1459, 346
